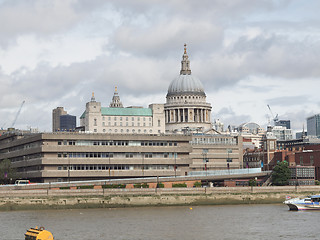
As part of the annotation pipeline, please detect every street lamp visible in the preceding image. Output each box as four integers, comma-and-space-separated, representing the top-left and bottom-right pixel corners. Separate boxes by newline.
227, 149, 232, 174
174, 152, 177, 177
68, 155, 70, 182
108, 153, 111, 180
202, 149, 208, 176
142, 152, 144, 177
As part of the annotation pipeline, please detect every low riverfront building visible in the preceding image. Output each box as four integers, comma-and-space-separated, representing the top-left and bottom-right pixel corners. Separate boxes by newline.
0, 131, 243, 183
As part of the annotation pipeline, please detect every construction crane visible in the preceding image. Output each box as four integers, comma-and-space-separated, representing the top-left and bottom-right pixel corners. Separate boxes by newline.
267, 104, 278, 125
11, 100, 25, 128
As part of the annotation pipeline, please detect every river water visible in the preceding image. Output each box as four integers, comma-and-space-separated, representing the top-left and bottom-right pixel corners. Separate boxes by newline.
1, 204, 319, 240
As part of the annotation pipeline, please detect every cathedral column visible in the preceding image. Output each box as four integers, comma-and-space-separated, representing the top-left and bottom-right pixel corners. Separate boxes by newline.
189, 108, 194, 122
165, 110, 167, 123
195, 109, 198, 122
185, 108, 188, 122
181, 109, 184, 122
202, 109, 205, 122
176, 109, 178, 122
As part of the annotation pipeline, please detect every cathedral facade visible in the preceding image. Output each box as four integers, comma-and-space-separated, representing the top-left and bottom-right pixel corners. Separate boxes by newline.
165, 44, 212, 133
80, 45, 212, 135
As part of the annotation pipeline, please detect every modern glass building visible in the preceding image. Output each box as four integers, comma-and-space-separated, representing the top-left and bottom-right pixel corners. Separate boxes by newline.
307, 114, 320, 138
60, 114, 76, 131
275, 120, 291, 129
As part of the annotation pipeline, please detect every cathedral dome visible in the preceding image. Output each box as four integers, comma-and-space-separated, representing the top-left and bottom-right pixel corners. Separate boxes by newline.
167, 74, 204, 96
166, 44, 205, 97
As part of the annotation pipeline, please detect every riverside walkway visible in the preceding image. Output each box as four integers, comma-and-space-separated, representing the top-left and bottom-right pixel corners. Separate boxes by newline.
0, 169, 271, 191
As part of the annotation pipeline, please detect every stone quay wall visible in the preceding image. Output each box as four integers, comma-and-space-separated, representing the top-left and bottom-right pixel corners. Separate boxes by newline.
0, 186, 319, 211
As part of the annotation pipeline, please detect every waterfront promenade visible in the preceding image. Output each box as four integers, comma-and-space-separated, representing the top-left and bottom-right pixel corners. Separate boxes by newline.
1, 185, 319, 210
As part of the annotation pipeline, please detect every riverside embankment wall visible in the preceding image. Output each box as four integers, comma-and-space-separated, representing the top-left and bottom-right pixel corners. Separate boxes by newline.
1, 186, 319, 211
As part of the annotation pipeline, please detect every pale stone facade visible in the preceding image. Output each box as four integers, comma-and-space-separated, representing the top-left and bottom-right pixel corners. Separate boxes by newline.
165, 44, 212, 133
80, 91, 165, 134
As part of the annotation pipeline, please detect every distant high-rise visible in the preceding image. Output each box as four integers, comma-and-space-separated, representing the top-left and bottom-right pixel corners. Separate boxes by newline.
52, 107, 67, 132
307, 114, 320, 137
275, 120, 291, 129
60, 114, 76, 131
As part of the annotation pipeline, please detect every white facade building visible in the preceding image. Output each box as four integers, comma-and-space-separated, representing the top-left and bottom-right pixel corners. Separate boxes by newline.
80, 90, 165, 134
272, 125, 293, 141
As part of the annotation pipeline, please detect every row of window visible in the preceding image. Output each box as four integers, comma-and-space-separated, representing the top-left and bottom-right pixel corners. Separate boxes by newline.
192, 137, 237, 145
102, 116, 152, 121
59, 140, 178, 147
101, 122, 151, 127
96, 129, 158, 133
2, 142, 42, 154
57, 164, 175, 171
94, 119, 161, 128
169, 95, 203, 100
10, 153, 42, 162
289, 180, 315, 185
58, 152, 178, 158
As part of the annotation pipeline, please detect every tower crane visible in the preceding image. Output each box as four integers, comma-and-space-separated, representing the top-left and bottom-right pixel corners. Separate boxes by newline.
11, 100, 25, 128
267, 104, 278, 125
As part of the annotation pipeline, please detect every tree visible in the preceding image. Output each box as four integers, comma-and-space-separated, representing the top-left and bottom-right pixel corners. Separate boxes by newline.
0, 159, 16, 184
271, 161, 291, 186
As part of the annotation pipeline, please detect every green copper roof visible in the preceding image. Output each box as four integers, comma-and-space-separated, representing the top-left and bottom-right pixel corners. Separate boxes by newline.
80, 107, 152, 119
102, 107, 152, 116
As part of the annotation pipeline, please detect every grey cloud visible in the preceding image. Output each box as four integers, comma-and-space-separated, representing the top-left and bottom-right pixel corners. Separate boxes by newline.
0, 54, 176, 130
0, 0, 105, 48
111, 19, 223, 58
109, 0, 286, 21
281, 109, 315, 131
267, 95, 309, 107
214, 107, 251, 127
192, 33, 320, 92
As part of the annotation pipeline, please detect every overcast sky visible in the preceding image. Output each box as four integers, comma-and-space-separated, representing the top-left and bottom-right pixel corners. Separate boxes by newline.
0, 0, 319, 133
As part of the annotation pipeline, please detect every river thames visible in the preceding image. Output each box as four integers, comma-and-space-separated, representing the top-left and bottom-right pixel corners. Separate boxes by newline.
1, 204, 319, 240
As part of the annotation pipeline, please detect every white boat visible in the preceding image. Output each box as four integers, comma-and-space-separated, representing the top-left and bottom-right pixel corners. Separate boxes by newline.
284, 195, 320, 210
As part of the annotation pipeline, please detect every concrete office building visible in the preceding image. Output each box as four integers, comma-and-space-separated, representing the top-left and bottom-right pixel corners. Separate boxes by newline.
0, 131, 243, 183
52, 107, 67, 132
0, 132, 192, 183
190, 134, 243, 171
307, 114, 320, 138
